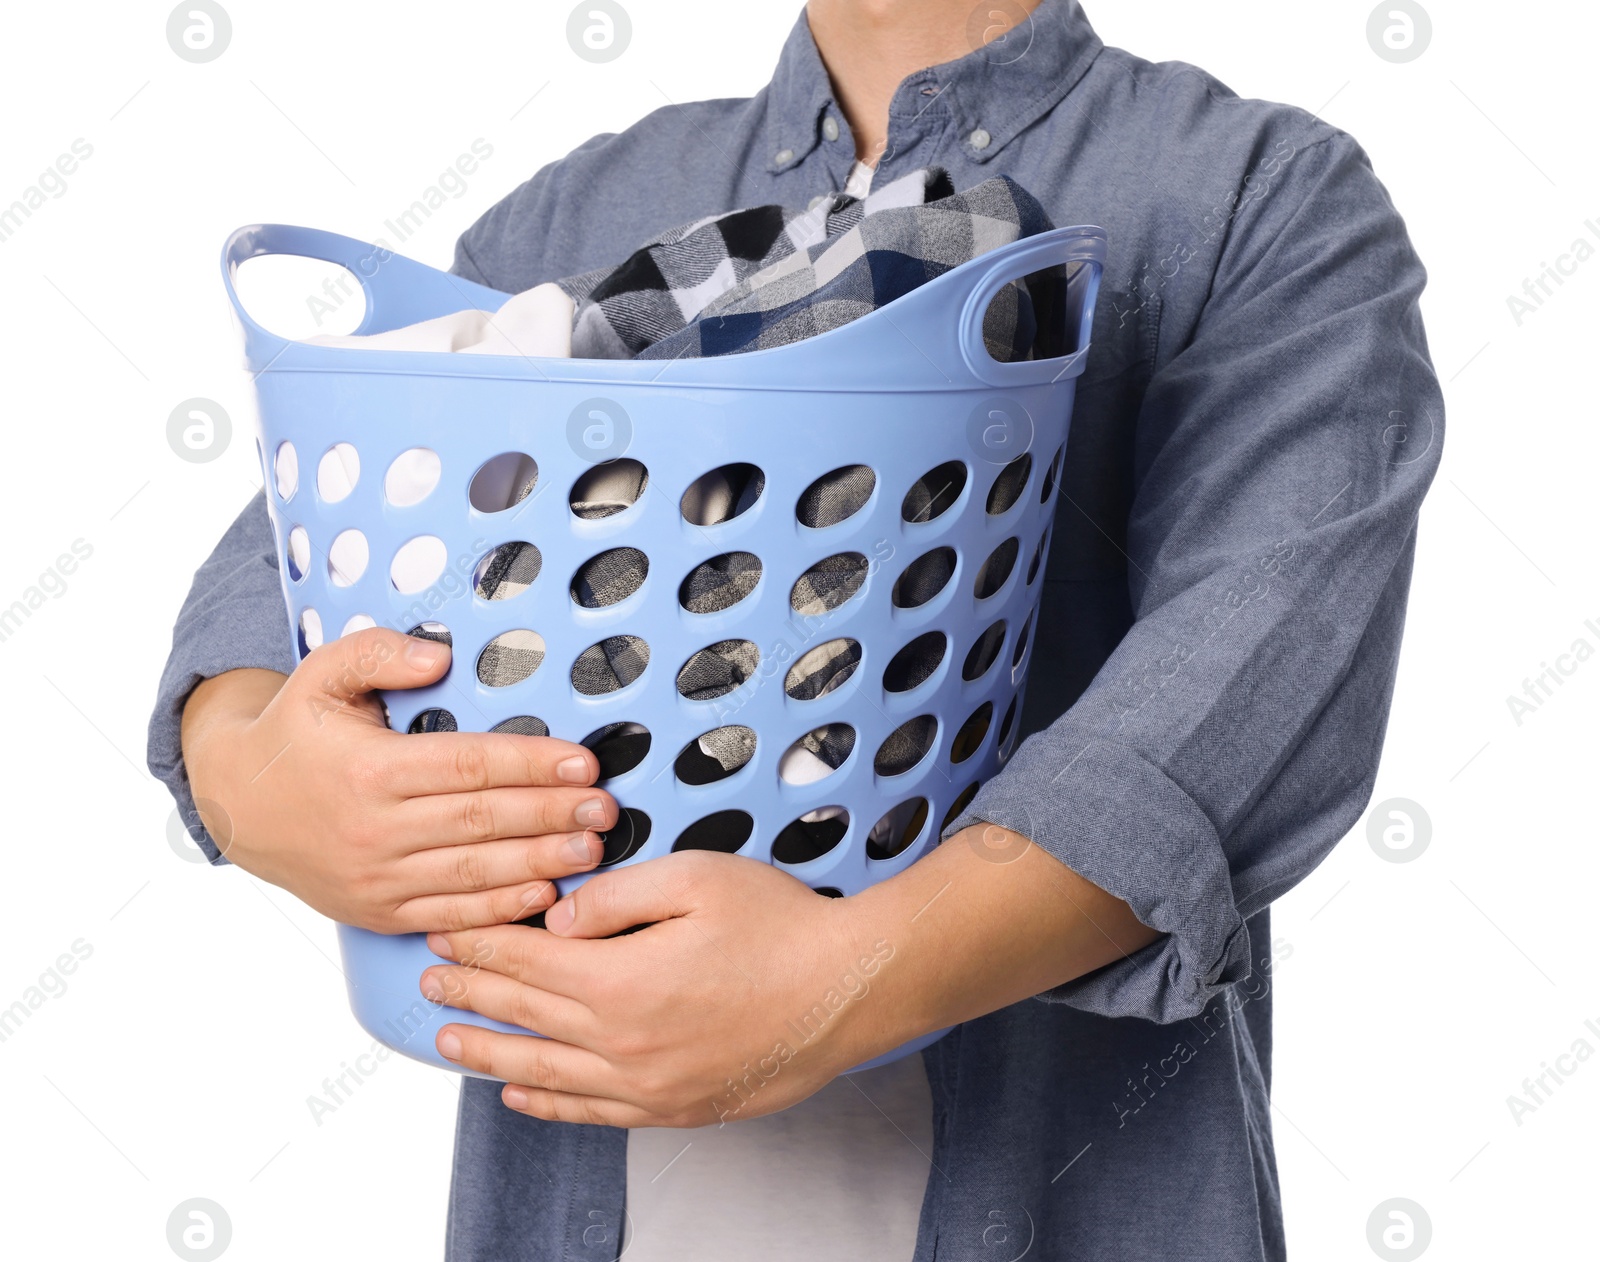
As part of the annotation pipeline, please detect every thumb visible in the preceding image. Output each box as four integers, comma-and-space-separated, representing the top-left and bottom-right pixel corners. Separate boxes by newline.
295, 626, 451, 708
544, 861, 687, 939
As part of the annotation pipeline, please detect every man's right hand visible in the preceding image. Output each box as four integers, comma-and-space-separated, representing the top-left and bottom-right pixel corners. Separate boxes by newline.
179, 628, 617, 934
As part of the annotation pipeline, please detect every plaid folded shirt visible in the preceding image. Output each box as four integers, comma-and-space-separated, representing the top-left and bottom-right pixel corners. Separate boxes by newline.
414, 168, 1058, 851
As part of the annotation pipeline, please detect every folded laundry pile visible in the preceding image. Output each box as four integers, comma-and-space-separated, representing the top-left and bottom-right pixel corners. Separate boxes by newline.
307, 168, 1061, 857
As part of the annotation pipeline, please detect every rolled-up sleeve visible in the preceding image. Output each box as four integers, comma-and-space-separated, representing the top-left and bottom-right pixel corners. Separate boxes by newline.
947, 133, 1444, 1024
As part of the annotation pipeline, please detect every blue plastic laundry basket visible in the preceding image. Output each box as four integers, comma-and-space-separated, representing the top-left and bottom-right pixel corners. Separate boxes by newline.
222, 221, 1105, 1077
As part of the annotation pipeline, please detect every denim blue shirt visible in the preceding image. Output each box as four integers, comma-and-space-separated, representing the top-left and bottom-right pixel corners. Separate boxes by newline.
149, 2, 1442, 1256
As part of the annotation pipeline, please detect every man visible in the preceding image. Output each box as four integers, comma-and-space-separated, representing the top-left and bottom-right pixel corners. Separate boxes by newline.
151, 1, 1443, 1257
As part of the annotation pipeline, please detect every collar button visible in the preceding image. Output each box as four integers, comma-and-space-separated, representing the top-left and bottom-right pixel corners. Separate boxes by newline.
822, 115, 840, 142
774, 148, 795, 165
969, 127, 992, 151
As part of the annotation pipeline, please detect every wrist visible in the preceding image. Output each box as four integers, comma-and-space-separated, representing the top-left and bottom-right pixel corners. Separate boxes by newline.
813, 888, 938, 1070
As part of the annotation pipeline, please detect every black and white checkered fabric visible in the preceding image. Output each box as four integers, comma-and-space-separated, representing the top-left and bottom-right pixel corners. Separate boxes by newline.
558, 166, 1057, 364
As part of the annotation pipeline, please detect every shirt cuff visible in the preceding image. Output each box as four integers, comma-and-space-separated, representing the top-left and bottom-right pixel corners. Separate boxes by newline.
944, 735, 1251, 1024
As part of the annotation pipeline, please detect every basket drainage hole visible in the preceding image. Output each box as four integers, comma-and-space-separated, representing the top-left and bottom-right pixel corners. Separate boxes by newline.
866, 797, 930, 860
892, 547, 956, 609
941, 782, 982, 832
570, 459, 648, 519
477, 629, 546, 688
779, 724, 855, 785
673, 810, 754, 855
296, 608, 323, 657
1041, 443, 1065, 504
391, 535, 449, 594
317, 442, 360, 503
773, 808, 850, 865
950, 702, 993, 764
407, 621, 452, 647
973, 537, 1020, 600
680, 552, 762, 613
599, 808, 651, 866
791, 552, 867, 616
1013, 612, 1034, 671
682, 463, 765, 526
491, 715, 549, 737
985, 453, 1031, 516
572, 547, 648, 608
285, 525, 309, 583
883, 632, 947, 694
962, 620, 1006, 682
470, 451, 539, 513
408, 709, 457, 734
341, 614, 376, 638
328, 529, 369, 587
784, 638, 861, 701
273, 441, 298, 501
474, 542, 541, 601
1027, 528, 1049, 585
676, 639, 759, 701
582, 722, 652, 780
797, 465, 876, 529
572, 635, 650, 695
902, 461, 968, 524
874, 716, 937, 778
997, 696, 1019, 748
674, 726, 755, 785
385, 448, 442, 507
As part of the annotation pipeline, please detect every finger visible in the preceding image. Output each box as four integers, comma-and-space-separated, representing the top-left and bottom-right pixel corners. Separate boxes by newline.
421, 963, 594, 1045
390, 732, 600, 796
426, 923, 601, 997
499, 1083, 659, 1129
391, 878, 564, 934
402, 830, 605, 895
402, 786, 616, 848
436, 1023, 618, 1100
542, 857, 691, 939
294, 627, 452, 706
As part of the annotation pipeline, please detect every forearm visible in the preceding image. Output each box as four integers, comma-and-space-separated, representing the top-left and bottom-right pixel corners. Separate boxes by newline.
835, 827, 1160, 1056
181, 668, 289, 793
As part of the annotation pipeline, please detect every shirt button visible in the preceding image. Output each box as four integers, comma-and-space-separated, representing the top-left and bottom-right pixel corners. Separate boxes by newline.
775, 148, 794, 165
969, 127, 992, 151
822, 115, 840, 142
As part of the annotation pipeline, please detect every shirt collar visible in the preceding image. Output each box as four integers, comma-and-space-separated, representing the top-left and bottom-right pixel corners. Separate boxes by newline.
763, 0, 1104, 176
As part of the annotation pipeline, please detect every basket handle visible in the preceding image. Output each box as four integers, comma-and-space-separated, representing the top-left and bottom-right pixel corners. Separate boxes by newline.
955, 228, 1106, 388
220, 223, 511, 363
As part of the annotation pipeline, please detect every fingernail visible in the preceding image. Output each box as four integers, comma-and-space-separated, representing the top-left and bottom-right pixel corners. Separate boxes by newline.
574, 798, 607, 827
545, 898, 577, 934
420, 972, 445, 1003
555, 755, 592, 784
426, 933, 451, 958
406, 637, 448, 668
437, 1030, 463, 1062
504, 1086, 530, 1109
563, 831, 603, 866
516, 882, 553, 915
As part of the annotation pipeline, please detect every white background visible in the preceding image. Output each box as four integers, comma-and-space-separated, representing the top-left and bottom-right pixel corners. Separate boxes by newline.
0, 1, 1594, 1258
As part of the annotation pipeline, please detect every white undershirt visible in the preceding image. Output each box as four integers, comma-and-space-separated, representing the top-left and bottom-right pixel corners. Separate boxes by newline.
622, 1052, 933, 1260
843, 158, 876, 199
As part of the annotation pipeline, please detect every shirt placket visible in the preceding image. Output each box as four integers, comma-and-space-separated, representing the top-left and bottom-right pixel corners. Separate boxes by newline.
874, 72, 955, 185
